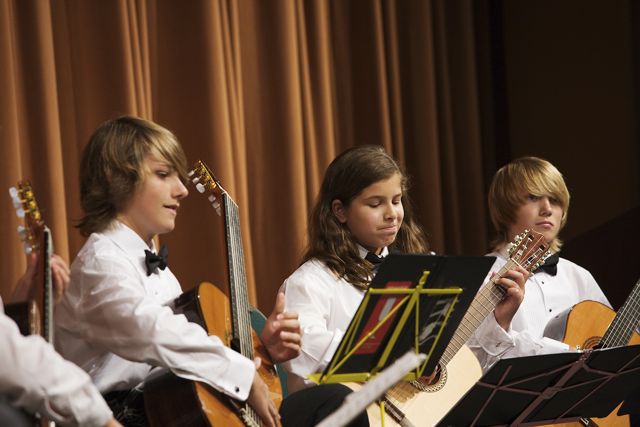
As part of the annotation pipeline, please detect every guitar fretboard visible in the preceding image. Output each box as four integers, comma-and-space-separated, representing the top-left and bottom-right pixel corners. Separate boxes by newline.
438, 260, 514, 366
601, 277, 640, 348
439, 235, 550, 367
223, 192, 254, 361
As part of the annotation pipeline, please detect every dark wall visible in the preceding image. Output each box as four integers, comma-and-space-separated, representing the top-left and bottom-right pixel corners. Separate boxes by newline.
482, 0, 640, 306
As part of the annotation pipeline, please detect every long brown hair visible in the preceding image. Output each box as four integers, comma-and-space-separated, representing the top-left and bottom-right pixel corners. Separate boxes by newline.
77, 116, 188, 236
304, 145, 428, 289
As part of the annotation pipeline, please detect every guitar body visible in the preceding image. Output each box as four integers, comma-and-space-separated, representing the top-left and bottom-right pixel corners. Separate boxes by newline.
542, 301, 640, 427
341, 230, 550, 426
145, 282, 281, 426
346, 345, 482, 426
4, 300, 39, 336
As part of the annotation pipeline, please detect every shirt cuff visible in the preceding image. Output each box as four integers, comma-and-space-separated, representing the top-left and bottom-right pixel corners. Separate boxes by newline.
474, 315, 515, 356
538, 337, 571, 355
215, 346, 256, 401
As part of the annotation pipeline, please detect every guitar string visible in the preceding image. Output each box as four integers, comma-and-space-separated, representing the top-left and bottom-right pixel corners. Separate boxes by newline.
602, 277, 640, 347
604, 285, 633, 346
227, 196, 260, 424
387, 235, 547, 420
439, 245, 548, 366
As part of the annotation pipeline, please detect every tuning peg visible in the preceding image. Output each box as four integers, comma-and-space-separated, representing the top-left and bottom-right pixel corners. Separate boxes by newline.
13, 199, 25, 216
17, 225, 28, 239
196, 183, 205, 193
9, 187, 18, 198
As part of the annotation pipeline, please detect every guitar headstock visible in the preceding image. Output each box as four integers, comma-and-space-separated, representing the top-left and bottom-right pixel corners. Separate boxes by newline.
188, 160, 225, 215
508, 229, 552, 272
8, 181, 44, 254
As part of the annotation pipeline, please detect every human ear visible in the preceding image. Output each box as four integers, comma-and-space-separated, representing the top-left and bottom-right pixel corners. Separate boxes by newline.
331, 199, 347, 223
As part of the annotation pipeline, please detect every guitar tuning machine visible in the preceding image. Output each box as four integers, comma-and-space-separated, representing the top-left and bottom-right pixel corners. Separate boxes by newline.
208, 195, 221, 214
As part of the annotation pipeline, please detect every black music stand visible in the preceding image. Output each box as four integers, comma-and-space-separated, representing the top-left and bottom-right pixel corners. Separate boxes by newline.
619, 385, 640, 416
436, 344, 640, 426
310, 254, 495, 384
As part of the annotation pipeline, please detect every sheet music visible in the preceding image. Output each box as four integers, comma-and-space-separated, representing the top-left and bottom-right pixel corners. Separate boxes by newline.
316, 351, 426, 427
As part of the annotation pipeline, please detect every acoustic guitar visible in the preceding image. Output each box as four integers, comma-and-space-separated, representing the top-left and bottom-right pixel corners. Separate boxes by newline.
144, 161, 281, 427
349, 229, 551, 426
6, 182, 54, 339
543, 276, 640, 427
6, 181, 55, 427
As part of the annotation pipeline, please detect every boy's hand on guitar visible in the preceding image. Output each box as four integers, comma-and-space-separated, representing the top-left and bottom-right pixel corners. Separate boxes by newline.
50, 253, 70, 303
493, 265, 529, 331
260, 292, 301, 363
247, 358, 281, 427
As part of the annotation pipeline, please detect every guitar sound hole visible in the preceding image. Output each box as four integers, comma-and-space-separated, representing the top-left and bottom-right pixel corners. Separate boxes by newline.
410, 364, 447, 392
583, 336, 602, 349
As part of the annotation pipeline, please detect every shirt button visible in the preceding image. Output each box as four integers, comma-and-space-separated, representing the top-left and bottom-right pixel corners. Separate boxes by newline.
549, 309, 552, 312
235, 386, 240, 393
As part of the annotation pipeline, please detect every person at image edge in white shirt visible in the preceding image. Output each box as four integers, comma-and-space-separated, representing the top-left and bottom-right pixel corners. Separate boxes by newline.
1, 252, 121, 427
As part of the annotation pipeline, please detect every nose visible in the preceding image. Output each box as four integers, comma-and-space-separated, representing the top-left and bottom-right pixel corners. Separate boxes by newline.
174, 178, 189, 200
539, 196, 552, 215
384, 202, 398, 221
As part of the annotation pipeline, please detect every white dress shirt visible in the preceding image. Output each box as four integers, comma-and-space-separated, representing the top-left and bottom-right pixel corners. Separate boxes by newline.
467, 245, 611, 372
55, 221, 255, 400
1, 298, 112, 427
281, 246, 387, 393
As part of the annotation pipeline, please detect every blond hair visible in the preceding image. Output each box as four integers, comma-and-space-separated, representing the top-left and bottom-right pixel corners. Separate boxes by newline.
77, 116, 188, 236
489, 157, 569, 252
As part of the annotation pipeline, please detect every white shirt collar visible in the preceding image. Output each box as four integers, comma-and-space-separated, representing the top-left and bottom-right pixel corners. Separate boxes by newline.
103, 220, 157, 258
356, 244, 390, 260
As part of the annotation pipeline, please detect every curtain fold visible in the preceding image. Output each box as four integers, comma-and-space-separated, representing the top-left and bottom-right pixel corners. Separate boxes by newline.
0, 0, 488, 315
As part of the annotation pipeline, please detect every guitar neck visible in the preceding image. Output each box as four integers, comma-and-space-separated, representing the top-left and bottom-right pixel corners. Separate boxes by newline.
40, 227, 54, 343
601, 276, 640, 348
439, 260, 517, 366
223, 193, 254, 360
25, 227, 54, 343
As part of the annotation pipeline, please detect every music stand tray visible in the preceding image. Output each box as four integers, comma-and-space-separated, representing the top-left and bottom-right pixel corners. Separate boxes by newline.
436, 344, 640, 426
309, 254, 495, 385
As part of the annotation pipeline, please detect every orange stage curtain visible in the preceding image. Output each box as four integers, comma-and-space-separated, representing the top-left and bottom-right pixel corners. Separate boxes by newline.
0, 0, 488, 313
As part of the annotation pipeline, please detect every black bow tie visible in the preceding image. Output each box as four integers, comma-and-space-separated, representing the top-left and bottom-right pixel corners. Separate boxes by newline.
144, 245, 168, 276
534, 253, 559, 276
365, 252, 385, 274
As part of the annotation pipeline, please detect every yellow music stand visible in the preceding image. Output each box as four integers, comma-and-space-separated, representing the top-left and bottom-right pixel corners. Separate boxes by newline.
309, 254, 494, 423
